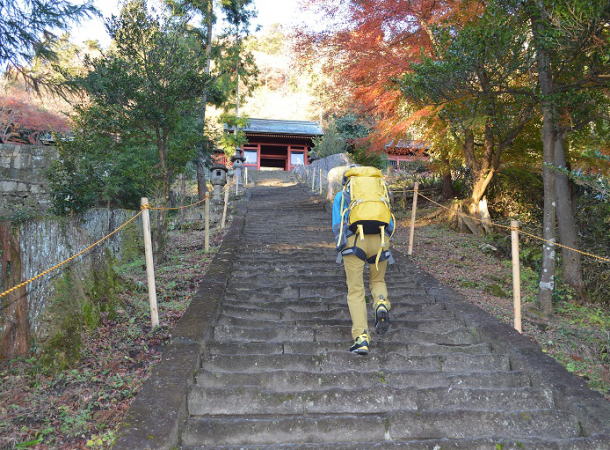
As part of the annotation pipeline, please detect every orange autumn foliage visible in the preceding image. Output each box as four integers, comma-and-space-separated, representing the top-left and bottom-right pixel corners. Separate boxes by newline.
297, 0, 482, 150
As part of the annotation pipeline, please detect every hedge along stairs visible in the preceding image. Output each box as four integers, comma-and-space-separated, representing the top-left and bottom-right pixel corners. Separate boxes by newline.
116, 172, 610, 449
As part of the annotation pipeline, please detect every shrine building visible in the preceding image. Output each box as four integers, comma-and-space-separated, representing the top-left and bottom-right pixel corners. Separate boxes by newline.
385, 140, 430, 168
240, 119, 323, 171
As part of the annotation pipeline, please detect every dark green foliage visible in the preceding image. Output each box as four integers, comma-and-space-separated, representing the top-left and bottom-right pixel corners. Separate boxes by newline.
0, 0, 96, 79
335, 114, 388, 168
486, 168, 544, 223
335, 114, 371, 142
313, 113, 386, 168
49, 0, 213, 213
350, 146, 387, 170
311, 121, 346, 158
47, 130, 158, 214
577, 195, 610, 304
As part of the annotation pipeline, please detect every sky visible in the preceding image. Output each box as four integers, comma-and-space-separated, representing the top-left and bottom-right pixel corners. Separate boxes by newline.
71, 0, 305, 46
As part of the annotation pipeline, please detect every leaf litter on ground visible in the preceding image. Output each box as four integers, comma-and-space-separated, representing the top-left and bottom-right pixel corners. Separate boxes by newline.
394, 206, 610, 401
0, 217, 232, 449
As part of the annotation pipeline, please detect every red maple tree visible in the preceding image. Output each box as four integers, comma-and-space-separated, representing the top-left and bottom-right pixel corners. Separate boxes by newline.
297, 0, 481, 149
0, 91, 70, 144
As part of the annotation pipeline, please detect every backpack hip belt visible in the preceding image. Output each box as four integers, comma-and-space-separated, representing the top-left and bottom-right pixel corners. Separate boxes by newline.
336, 246, 395, 265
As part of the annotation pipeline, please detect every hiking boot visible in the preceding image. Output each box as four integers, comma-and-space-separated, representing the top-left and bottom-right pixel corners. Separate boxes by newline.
349, 333, 370, 355
374, 302, 390, 335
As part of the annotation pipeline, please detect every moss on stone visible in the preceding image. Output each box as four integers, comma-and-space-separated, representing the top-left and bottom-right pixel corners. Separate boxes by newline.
38, 251, 125, 372
120, 222, 143, 263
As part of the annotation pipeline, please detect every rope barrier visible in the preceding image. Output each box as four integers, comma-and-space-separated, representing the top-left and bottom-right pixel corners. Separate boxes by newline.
147, 197, 207, 211
0, 193, 218, 303
416, 192, 610, 263
0, 211, 144, 300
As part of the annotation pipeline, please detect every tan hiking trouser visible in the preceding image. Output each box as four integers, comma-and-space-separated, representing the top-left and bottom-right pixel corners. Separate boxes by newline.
343, 234, 391, 339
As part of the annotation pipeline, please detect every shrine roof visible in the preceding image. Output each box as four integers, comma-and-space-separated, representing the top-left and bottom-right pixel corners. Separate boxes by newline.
385, 139, 429, 155
240, 119, 323, 136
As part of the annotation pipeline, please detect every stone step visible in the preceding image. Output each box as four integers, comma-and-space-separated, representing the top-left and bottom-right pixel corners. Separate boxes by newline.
200, 351, 509, 373
241, 236, 332, 242
232, 265, 346, 274
222, 300, 336, 313
225, 284, 426, 298
220, 305, 453, 321
205, 341, 491, 357
229, 273, 418, 284
223, 301, 448, 315
189, 385, 553, 416
182, 435, 610, 450
216, 316, 465, 334
233, 251, 339, 261
233, 262, 415, 276
195, 368, 531, 391
232, 258, 416, 272
212, 324, 478, 345
223, 293, 433, 306
314, 326, 477, 345
233, 267, 346, 277
182, 410, 580, 446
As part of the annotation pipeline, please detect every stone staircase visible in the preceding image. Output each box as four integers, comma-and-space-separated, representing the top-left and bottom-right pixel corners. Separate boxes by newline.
247, 168, 296, 187
179, 178, 609, 449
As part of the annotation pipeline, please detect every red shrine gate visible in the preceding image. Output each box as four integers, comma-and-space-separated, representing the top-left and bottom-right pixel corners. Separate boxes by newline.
239, 119, 323, 171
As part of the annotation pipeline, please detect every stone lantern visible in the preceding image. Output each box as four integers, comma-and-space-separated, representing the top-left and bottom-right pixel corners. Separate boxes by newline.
231, 148, 247, 187
210, 164, 228, 205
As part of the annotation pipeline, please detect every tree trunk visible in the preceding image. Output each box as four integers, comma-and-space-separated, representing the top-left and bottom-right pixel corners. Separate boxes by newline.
154, 131, 171, 261
440, 156, 454, 199
532, 8, 557, 316
553, 131, 585, 300
196, 143, 208, 200
196, 0, 215, 201
460, 169, 494, 236
539, 145, 557, 317
0, 224, 30, 358
441, 172, 454, 199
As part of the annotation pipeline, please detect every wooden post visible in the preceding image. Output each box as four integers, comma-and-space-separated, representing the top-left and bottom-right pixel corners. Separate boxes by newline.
179, 174, 186, 228
204, 193, 210, 252
408, 182, 420, 256
140, 198, 159, 328
311, 168, 315, 191
221, 186, 229, 229
511, 220, 522, 333
319, 169, 323, 196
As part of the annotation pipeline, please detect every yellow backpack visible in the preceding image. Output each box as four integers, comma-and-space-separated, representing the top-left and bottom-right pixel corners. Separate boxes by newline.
337, 166, 394, 267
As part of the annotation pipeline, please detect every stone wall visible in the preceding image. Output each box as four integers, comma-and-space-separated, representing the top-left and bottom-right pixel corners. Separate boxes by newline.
307, 153, 352, 174
0, 143, 58, 217
294, 153, 353, 201
0, 208, 138, 358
